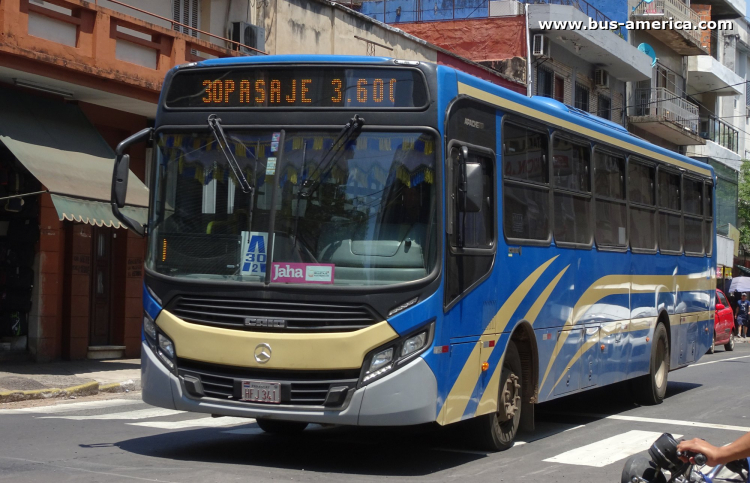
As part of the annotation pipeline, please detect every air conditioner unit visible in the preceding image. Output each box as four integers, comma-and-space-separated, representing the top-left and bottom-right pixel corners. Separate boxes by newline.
532, 34, 550, 58
230, 22, 265, 55
595, 69, 609, 88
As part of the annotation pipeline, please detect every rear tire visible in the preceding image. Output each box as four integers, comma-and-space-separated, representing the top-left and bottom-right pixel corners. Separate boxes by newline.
256, 419, 308, 434
630, 323, 669, 405
708, 338, 715, 354
725, 334, 735, 352
621, 455, 667, 483
467, 341, 523, 452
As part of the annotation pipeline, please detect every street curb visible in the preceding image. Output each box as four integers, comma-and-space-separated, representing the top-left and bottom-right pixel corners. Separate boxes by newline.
0, 381, 99, 403
99, 379, 140, 393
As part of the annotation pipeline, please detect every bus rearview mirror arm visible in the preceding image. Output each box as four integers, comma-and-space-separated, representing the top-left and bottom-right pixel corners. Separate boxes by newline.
111, 127, 153, 237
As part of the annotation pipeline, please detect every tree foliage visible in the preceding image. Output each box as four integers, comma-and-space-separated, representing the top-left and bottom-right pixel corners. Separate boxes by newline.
739, 160, 750, 249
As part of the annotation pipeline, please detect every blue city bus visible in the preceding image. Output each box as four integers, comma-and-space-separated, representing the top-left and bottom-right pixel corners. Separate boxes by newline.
111, 55, 716, 450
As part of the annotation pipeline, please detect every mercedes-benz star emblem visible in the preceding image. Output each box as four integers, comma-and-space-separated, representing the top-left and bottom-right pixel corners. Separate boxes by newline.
254, 343, 272, 364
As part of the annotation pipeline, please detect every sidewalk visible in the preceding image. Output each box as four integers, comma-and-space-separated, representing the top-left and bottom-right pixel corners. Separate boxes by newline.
0, 358, 140, 403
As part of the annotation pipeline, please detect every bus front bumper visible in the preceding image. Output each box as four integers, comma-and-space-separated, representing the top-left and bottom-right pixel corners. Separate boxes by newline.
141, 341, 437, 426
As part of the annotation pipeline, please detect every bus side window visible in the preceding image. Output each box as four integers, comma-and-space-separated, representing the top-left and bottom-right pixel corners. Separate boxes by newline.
594, 149, 627, 249
704, 182, 713, 256
502, 121, 550, 243
658, 169, 682, 254
628, 159, 656, 252
552, 135, 591, 247
683, 177, 704, 255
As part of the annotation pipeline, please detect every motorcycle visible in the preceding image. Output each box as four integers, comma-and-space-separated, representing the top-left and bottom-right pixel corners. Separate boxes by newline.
622, 433, 749, 483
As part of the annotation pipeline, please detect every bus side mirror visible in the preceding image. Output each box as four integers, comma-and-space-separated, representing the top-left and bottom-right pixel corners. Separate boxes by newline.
459, 147, 483, 213
110, 127, 152, 237
113, 153, 130, 208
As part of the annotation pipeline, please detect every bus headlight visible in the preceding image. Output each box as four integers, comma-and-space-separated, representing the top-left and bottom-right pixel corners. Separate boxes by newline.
143, 314, 157, 341
157, 333, 176, 370
359, 321, 434, 387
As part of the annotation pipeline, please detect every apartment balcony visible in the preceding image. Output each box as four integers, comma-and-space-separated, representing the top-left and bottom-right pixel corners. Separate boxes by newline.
631, 0, 708, 56
628, 87, 706, 146
0, 0, 249, 117
692, 115, 740, 161
687, 55, 744, 96
528, 3, 652, 82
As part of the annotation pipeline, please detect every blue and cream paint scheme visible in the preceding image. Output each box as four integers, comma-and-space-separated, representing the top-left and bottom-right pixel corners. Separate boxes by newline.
141, 56, 715, 426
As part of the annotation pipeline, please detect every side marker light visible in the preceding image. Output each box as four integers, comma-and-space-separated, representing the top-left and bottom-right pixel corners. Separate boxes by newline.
600, 344, 605, 351
646, 337, 650, 342
481, 362, 489, 372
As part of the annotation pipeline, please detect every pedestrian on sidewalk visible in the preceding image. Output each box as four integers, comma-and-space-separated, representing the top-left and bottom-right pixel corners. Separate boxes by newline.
735, 293, 749, 339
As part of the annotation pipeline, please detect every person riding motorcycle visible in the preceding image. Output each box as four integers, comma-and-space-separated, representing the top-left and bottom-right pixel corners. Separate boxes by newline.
677, 432, 750, 467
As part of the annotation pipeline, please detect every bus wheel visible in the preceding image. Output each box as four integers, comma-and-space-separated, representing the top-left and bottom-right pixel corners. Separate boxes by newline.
256, 419, 309, 434
630, 323, 669, 405
469, 340, 522, 452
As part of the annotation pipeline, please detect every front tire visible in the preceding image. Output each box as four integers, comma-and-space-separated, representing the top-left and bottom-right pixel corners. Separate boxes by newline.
725, 334, 735, 352
621, 455, 667, 483
631, 323, 669, 405
467, 341, 523, 452
256, 419, 308, 434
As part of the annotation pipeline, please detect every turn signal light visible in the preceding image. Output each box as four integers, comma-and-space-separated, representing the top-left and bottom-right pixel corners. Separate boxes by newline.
481, 362, 489, 372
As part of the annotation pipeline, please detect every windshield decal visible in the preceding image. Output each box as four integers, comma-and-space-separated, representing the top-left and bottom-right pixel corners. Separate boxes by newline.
272, 263, 335, 284
241, 231, 268, 276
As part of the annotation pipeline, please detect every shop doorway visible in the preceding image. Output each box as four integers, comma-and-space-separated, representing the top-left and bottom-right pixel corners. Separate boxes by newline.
89, 226, 113, 346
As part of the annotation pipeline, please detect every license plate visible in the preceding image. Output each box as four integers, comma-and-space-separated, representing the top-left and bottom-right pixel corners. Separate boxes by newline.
241, 380, 281, 404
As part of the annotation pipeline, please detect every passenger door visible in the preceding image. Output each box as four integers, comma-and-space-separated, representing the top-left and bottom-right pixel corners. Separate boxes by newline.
444, 99, 498, 337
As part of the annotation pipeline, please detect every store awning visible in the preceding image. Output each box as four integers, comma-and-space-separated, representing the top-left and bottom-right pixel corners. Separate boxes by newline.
0, 89, 148, 228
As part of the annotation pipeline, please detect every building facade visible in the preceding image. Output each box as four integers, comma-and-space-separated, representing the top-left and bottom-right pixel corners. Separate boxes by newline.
0, 0, 524, 362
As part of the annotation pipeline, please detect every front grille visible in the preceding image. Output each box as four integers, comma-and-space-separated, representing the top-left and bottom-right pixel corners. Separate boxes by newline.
177, 359, 359, 406
170, 296, 379, 332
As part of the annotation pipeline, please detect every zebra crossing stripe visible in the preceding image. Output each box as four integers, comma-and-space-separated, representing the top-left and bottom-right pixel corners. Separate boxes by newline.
39, 408, 183, 420
129, 417, 254, 429
543, 430, 682, 467
0, 399, 141, 415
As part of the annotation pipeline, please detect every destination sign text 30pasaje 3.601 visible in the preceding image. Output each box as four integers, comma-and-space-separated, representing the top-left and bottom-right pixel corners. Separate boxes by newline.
165, 67, 428, 109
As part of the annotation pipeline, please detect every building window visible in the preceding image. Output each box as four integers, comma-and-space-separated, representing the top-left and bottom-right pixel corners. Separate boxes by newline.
597, 95, 611, 120
554, 75, 565, 103
537, 67, 553, 98
173, 0, 199, 37
575, 83, 590, 112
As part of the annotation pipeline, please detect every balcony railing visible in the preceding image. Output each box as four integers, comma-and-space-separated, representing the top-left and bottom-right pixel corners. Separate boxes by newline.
631, 0, 702, 46
0, 0, 250, 98
631, 87, 700, 134
358, 0, 623, 34
699, 115, 739, 153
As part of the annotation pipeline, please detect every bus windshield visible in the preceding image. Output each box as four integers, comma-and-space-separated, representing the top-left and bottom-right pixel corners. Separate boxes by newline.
148, 130, 438, 286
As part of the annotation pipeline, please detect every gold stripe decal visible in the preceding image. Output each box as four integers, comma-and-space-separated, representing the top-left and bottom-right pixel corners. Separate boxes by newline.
438, 255, 559, 425
539, 272, 714, 393
457, 82, 711, 177
475, 264, 570, 417
156, 310, 398, 370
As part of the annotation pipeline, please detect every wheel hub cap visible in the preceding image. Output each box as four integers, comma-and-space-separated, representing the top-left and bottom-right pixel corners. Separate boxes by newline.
501, 373, 521, 420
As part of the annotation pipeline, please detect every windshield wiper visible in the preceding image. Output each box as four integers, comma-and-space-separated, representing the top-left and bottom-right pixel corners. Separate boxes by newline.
207, 114, 253, 194
299, 114, 365, 198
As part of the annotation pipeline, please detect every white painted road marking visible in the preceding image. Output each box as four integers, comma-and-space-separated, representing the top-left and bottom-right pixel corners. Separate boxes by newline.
0, 399, 141, 415
602, 415, 750, 432
39, 408, 183, 420
687, 354, 750, 368
130, 417, 253, 430
543, 430, 682, 467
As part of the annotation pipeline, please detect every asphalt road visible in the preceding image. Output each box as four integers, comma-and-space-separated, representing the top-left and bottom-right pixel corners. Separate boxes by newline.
1, 343, 749, 483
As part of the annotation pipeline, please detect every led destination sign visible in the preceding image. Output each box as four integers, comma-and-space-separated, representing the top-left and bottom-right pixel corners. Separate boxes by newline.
165, 67, 428, 109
